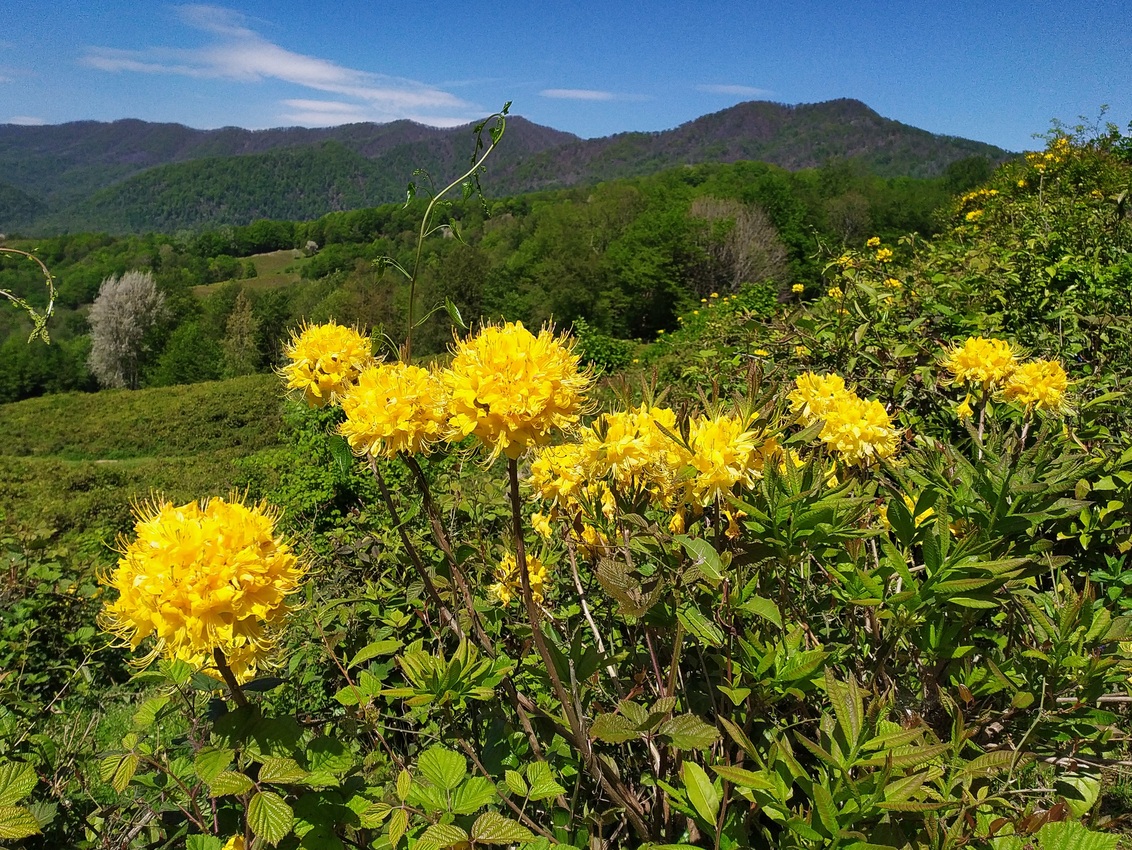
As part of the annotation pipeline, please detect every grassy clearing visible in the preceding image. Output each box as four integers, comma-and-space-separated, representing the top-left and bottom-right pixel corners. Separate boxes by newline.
190, 249, 310, 297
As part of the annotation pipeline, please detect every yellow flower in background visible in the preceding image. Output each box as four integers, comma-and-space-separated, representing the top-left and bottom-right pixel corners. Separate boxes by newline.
100, 497, 304, 682
794, 345, 811, 357
754, 348, 770, 357
941, 336, 1019, 387
491, 553, 550, 606
339, 363, 448, 458
685, 414, 760, 505
965, 209, 983, 222
827, 286, 843, 299
723, 509, 747, 540
792, 283, 805, 293
867, 236, 881, 248
443, 321, 590, 459
531, 512, 553, 538
788, 372, 851, 426
884, 277, 903, 289
281, 322, 374, 408
710, 292, 720, 298
819, 395, 899, 467
875, 248, 893, 262
1003, 359, 1070, 413
221, 838, 246, 850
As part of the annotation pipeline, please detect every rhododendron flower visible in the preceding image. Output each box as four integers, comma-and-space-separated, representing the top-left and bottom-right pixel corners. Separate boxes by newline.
491, 553, 550, 606
788, 372, 852, 426
222, 838, 245, 850
530, 442, 591, 507
1003, 359, 1070, 413
685, 414, 762, 505
581, 405, 687, 505
792, 283, 805, 293
100, 497, 305, 682
443, 322, 590, 459
339, 363, 448, 457
281, 322, 374, 408
941, 337, 1019, 387
819, 395, 899, 467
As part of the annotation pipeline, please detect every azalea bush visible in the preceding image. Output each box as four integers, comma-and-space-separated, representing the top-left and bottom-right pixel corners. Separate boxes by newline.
4, 123, 1132, 850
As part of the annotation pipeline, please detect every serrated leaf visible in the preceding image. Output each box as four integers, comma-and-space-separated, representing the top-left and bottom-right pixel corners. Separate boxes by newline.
0, 762, 37, 806
186, 836, 224, 850
132, 694, 171, 730
112, 754, 139, 793
743, 595, 782, 628
209, 771, 255, 796
619, 700, 648, 727
417, 746, 466, 791
812, 783, 838, 835
472, 810, 535, 844
388, 807, 408, 847
416, 822, 468, 849
396, 769, 411, 802
525, 762, 566, 802
306, 738, 354, 775
0, 805, 41, 840
590, 712, 640, 744
504, 769, 528, 797
248, 790, 294, 846
683, 762, 720, 826
451, 776, 497, 814
194, 748, 235, 783
259, 757, 309, 785
660, 714, 721, 750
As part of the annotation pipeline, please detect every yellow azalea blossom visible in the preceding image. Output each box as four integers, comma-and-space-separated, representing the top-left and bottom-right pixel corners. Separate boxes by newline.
685, 414, 761, 505
724, 509, 747, 540
754, 348, 770, 357
657, 329, 665, 335
792, 283, 805, 293
955, 394, 974, 420
100, 498, 305, 682
788, 372, 852, 426
491, 553, 550, 606
710, 292, 719, 298
1003, 359, 1070, 413
531, 512, 553, 538
867, 236, 881, 248
941, 336, 1020, 387
582, 406, 686, 504
827, 286, 843, 299
884, 277, 903, 289
965, 209, 983, 222
819, 394, 899, 467
837, 253, 856, 268
794, 345, 811, 357
529, 443, 591, 507
281, 322, 374, 408
578, 524, 608, 557
221, 838, 246, 850
339, 363, 448, 458
442, 321, 590, 459
668, 509, 686, 535
875, 248, 893, 262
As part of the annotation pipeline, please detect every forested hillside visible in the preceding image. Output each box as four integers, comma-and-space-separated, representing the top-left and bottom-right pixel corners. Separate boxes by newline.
0, 100, 1008, 234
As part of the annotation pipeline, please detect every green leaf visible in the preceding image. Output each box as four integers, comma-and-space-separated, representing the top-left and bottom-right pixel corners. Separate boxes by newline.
306, 738, 354, 775
445, 298, 468, 330
186, 836, 224, 850
451, 776, 497, 814
416, 822, 469, 849
471, 810, 535, 844
525, 762, 566, 802
348, 639, 403, 669
0, 805, 41, 840
683, 762, 720, 826
194, 748, 235, 783
388, 807, 408, 847
417, 746, 466, 791
710, 764, 775, 790
209, 771, 255, 796
396, 769, 411, 802
248, 790, 294, 846
1036, 820, 1119, 850
590, 712, 640, 744
505, 769, 528, 797
259, 757, 309, 785
677, 604, 725, 647
0, 762, 37, 806
660, 714, 721, 750
132, 694, 171, 730
678, 537, 723, 583
811, 784, 839, 835
111, 754, 139, 793
825, 669, 863, 745
742, 595, 782, 628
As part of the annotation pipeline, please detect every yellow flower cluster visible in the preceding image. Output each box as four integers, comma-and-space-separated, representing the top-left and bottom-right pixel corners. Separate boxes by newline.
941, 337, 1020, 387
875, 248, 893, 262
792, 283, 805, 293
827, 286, 843, 299
491, 553, 550, 606
1025, 137, 1071, 174
281, 322, 374, 407
444, 321, 591, 459
965, 209, 984, 222
221, 838, 245, 850
866, 236, 881, 248
789, 372, 899, 466
100, 498, 304, 682
339, 363, 448, 458
581, 406, 684, 502
1003, 359, 1070, 413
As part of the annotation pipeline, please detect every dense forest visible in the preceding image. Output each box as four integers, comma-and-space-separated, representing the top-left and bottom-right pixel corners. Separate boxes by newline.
0, 154, 993, 404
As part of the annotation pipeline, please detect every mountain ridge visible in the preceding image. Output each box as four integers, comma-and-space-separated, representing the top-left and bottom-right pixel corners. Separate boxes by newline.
0, 99, 1011, 234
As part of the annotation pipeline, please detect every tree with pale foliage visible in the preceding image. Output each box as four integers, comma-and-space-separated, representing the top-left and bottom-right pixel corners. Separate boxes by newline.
87, 270, 166, 389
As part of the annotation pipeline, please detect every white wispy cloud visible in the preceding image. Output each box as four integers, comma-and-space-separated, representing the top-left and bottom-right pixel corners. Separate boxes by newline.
696, 84, 773, 97
540, 88, 617, 101
81, 4, 477, 126
7, 116, 46, 125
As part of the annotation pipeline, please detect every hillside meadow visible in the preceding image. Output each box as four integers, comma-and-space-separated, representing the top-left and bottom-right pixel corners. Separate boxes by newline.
1, 119, 1132, 849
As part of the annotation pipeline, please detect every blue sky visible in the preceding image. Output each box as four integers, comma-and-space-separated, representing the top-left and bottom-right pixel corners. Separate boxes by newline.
1, 1, 1129, 152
